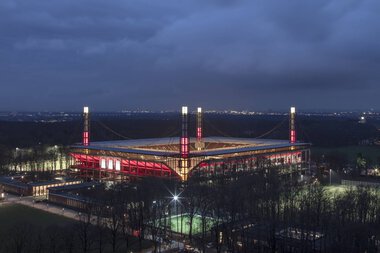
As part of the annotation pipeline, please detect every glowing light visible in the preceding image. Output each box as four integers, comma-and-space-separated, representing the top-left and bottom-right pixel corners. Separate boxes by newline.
180, 136, 189, 159
197, 127, 202, 139
181, 159, 188, 168
101, 159, 106, 169
197, 107, 202, 113
290, 130, 296, 143
182, 106, 188, 115
84, 106, 89, 114
290, 107, 296, 114
169, 190, 182, 202
108, 159, 113, 170
83, 131, 89, 146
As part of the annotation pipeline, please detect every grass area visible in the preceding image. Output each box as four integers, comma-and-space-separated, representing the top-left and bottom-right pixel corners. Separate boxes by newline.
0, 203, 74, 233
322, 184, 380, 198
312, 145, 380, 162
158, 214, 215, 235
0, 204, 153, 252
323, 185, 351, 196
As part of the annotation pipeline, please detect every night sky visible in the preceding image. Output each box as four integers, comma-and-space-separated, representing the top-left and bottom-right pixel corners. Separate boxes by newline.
1, 0, 379, 111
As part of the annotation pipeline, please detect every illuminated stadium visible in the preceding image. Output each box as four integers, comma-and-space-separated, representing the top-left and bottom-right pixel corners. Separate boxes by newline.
70, 107, 310, 181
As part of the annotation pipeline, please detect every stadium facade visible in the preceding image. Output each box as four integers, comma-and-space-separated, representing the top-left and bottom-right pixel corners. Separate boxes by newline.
70, 107, 310, 181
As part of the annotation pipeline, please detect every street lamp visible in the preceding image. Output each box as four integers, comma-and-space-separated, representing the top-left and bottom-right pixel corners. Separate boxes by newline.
172, 194, 180, 249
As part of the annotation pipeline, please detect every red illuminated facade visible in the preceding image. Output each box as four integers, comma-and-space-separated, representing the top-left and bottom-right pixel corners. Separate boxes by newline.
70, 106, 310, 181
70, 137, 310, 181
71, 153, 178, 179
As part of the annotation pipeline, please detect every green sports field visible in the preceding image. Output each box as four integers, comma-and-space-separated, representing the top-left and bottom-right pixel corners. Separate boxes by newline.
323, 184, 380, 198
323, 185, 351, 196
156, 214, 215, 235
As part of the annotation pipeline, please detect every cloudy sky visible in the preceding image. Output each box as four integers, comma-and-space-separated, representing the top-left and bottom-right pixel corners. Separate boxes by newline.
1, 0, 379, 111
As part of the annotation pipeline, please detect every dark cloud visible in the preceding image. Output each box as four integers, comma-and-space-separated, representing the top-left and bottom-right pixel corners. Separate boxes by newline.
0, 0, 379, 111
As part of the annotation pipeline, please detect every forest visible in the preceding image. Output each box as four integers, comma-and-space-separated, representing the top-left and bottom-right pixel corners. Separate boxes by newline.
0, 170, 379, 253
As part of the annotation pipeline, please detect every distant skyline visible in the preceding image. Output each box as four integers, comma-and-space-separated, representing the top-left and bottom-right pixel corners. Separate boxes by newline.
0, 108, 378, 114
1, 0, 380, 111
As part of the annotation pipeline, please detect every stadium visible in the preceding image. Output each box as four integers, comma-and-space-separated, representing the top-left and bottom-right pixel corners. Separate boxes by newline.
70, 107, 311, 181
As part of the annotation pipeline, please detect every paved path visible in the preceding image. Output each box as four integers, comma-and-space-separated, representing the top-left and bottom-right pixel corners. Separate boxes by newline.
3, 193, 81, 221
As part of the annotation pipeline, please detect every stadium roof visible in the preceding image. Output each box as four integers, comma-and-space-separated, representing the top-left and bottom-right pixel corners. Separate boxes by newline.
71, 137, 310, 157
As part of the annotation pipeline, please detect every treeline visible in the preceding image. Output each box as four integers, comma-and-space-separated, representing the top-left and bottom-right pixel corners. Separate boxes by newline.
0, 217, 151, 253
0, 114, 378, 148
182, 170, 380, 253
0, 179, 175, 253
1, 171, 379, 252
0, 145, 70, 172
87, 170, 380, 252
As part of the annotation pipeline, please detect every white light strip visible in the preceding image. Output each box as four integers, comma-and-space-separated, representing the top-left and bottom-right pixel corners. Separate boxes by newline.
290, 107, 296, 114
197, 107, 202, 113
84, 106, 89, 113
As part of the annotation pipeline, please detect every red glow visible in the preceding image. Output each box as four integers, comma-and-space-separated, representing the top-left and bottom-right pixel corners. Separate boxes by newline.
70, 153, 180, 179
180, 137, 189, 158
290, 130, 296, 143
197, 127, 202, 140
132, 230, 141, 237
83, 131, 89, 146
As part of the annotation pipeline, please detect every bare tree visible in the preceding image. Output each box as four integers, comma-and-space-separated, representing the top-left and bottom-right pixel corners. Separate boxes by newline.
76, 203, 94, 253
61, 225, 76, 253
6, 223, 33, 253
93, 204, 107, 253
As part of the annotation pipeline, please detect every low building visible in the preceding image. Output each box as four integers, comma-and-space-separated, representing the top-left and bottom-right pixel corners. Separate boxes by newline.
0, 176, 82, 196
223, 222, 327, 253
48, 182, 102, 210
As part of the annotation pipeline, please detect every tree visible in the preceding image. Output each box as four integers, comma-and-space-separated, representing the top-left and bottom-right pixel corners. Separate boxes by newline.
6, 223, 33, 253
76, 204, 95, 253
61, 225, 76, 253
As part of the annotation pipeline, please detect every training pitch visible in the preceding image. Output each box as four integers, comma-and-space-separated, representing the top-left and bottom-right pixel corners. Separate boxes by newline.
323, 185, 350, 196
155, 214, 215, 235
